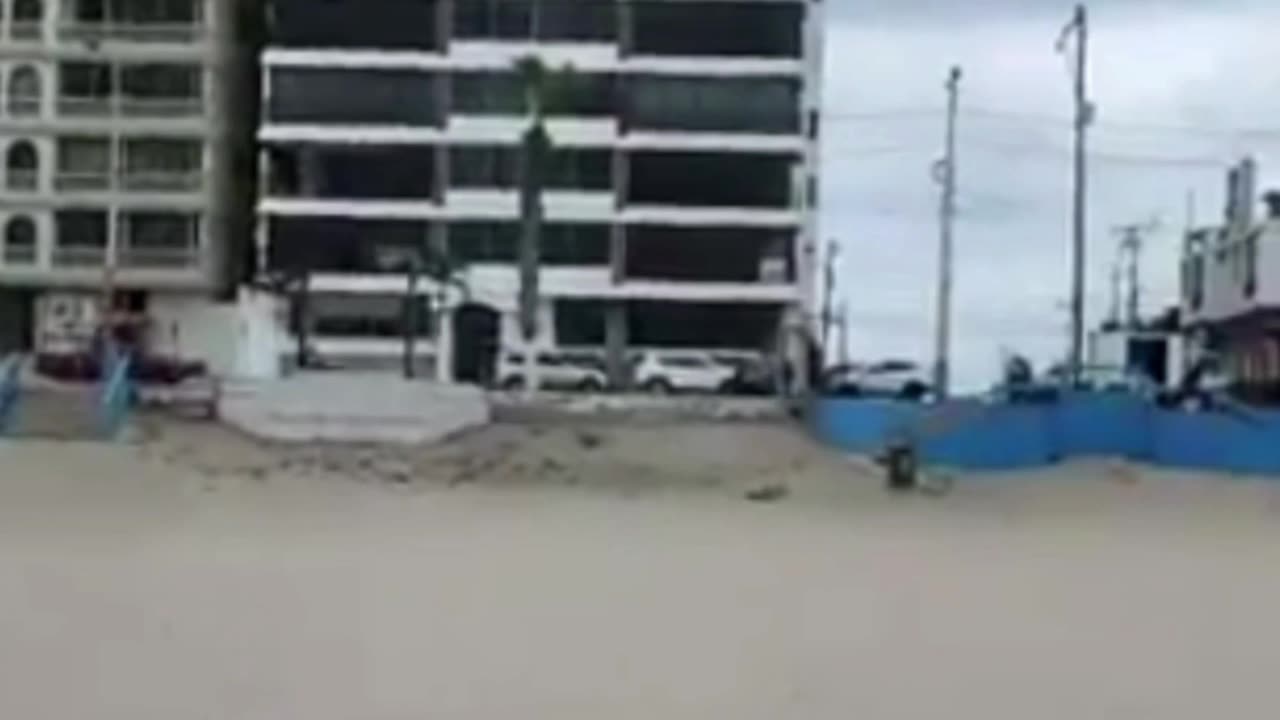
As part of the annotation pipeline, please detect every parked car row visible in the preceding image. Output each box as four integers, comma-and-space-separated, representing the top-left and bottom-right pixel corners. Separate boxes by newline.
496, 350, 780, 395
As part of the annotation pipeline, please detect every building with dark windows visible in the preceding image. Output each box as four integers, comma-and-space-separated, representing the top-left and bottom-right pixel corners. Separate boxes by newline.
257, 0, 824, 387
0, 0, 259, 358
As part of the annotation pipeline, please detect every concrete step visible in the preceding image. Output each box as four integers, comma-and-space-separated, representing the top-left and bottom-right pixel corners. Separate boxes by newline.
6, 388, 103, 440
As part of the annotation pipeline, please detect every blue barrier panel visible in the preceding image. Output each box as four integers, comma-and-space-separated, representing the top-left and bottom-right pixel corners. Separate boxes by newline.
1150, 408, 1280, 476
811, 398, 921, 453
814, 395, 1280, 476
919, 402, 1054, 471
1051, 391, 1152, 461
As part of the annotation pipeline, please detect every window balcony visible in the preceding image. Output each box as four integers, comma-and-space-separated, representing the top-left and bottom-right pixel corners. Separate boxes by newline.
54, 171, 111, 191
2, 245, 38, 266
57, 22, 206, 45
117, 246, 199, 269
58, 95, 203, 118
7, 170, 40, 192
119, 170, 203, 192
10, 22, 43, 42
52, 246, 107, 268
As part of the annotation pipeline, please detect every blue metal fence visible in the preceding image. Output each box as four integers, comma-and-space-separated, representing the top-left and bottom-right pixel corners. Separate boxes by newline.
0, 355, 20, 436
98, 350, 133, 440
814, 392, 1280, 476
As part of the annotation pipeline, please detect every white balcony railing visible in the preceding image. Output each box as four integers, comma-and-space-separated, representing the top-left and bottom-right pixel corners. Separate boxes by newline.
118, 247, 199, 270
57, 22, 207, 45
6, 171, 39, 192
10, 22, 43, 41
2, 245, 37, 266
52, 246, 107, 268
119, 97, 202, 117
120, 170, 203, 192
59, 95, 203, 118
54, 171, 112, 192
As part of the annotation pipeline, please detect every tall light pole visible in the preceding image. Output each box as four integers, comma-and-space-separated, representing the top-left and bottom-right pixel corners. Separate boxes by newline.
820, 239, 839, 366
1058, 4, 1091, 384
933, 66, 961, 400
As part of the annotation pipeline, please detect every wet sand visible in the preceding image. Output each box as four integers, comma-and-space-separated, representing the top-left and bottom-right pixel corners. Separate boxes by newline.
3, 421, 1280, 719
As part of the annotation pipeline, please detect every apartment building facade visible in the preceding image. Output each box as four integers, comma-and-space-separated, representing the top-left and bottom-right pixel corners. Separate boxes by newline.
1182, 158, 1280, 403
258, 0, 824, 387
0, 0, 254, 355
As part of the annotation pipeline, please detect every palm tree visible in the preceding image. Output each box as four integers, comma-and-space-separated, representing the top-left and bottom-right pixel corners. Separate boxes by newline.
401, 243, 468, 380
514, 56, 571, 395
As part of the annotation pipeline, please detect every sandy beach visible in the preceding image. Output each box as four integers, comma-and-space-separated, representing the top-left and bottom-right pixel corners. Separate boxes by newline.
3, 418, 1280, 719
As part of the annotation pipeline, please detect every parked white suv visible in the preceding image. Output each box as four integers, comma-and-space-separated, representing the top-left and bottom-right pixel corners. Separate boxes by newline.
633, 351, 737, 394
826, 360, 930, 400
497, 351, 607, 393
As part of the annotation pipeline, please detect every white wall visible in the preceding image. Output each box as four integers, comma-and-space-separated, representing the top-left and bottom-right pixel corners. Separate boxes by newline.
149, 288, 286, 380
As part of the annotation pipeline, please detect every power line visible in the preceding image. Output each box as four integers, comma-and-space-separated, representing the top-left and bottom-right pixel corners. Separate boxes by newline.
826, 104, 1280, 140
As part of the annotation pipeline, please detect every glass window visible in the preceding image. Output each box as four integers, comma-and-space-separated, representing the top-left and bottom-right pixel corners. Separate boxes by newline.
56, 209, 108, 248
450, 222, 517, 263
269, 68, 441, 126
453, 71, 614, 117
455, 0, 614, 41
7, 65, 42, 116
309, 293, 433, 339
626, 76, 800, 134
450, 146, 611, 190
60, 62, 114, 98
6, 141, 39, 191
120, 64, 201, 99
271, 0, 440, 51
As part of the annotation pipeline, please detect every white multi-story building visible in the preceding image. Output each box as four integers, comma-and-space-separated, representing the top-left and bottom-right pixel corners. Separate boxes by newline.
1181, 158, 1280, 402
257, 0, 824, 387
0, 0, 256, 356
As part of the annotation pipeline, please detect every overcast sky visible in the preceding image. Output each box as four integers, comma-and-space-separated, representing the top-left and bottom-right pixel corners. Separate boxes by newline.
822, 0, 1280, 388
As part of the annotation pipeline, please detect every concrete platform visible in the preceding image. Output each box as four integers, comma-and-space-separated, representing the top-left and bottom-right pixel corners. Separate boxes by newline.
219, 373, 490, 445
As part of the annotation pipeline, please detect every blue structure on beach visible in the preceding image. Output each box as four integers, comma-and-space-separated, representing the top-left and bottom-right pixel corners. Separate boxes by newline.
813, 393, 1280, 476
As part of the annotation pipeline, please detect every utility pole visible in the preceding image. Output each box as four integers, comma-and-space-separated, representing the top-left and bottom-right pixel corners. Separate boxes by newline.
1113, 221, 1157, 329
932, 66, 961, 400
835, 300, 850, 367
819, 239, 838, 366
1059, 4, 1091, 384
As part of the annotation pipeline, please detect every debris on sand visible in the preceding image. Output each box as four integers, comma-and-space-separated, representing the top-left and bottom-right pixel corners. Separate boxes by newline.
745, 483, 789, 503
576, 431, 605, 450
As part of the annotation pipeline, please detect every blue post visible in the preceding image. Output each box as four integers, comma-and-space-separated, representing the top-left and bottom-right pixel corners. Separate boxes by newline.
98, 350, 133, 440
0, 355, 20, 436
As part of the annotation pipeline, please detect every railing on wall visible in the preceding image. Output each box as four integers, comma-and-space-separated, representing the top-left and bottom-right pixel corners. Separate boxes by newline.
0, 355, 22, 436
98, 350, 133, 439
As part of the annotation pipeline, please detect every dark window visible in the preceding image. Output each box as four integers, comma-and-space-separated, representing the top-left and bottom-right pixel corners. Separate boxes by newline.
271, 0, 440, 51
56, 209, 108, 247
629, 152, 794, 208
449, 222, 517, 263
632, 1, 801, 57
309, 293, 433, 339
269, 68, 442, 126
555, 301, 606, 346
13, 0, 42, 23
268, 217, 433, 274
120, 64, 201, 99
628, 302, 780, 349
450, 146, 611, 190
542, 224, 609, 265
60, 62, 114, 98
626, 226, 793, 282
453, 72, 614, 116
269, 145, 436, 199
626, 76, 800, 134
455, 0, 614, 42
